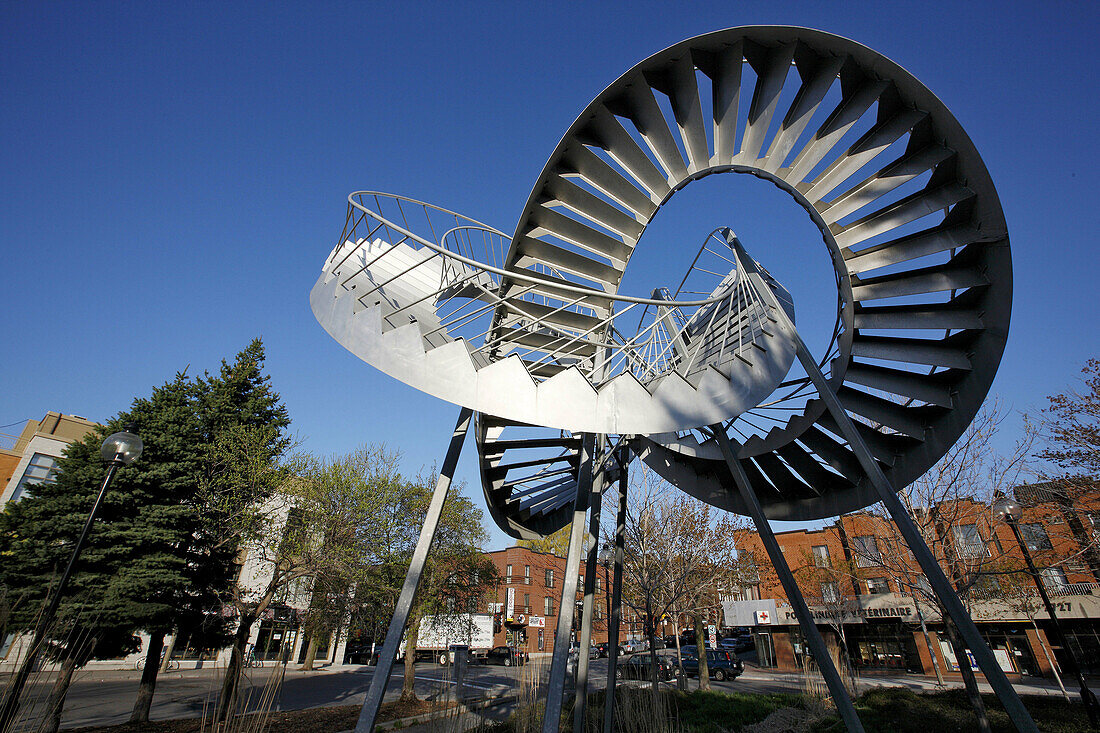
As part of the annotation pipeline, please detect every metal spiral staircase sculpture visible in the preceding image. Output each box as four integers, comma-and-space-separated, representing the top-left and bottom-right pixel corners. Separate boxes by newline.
320, 26, 1033, 733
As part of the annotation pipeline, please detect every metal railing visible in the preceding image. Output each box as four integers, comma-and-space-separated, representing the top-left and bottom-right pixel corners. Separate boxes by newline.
332, 194, 784, 391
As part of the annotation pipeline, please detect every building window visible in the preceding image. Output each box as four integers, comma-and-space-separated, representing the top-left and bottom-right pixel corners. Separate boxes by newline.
866, 577, 890, 595
524, 565, 531, 583
1041, 567, 1068, 592
545, 568, 554, 588
506, 564, 513, 583
1020, 523, 1053, 551
812, 545, 831, 568
595, 578, 602, 593
852, 536, 881, 567
10, 453, 60, 502
953, 524, 988, 558
523, 593, 530, 613
544, 596, 554, 616
821, 581, 840, 603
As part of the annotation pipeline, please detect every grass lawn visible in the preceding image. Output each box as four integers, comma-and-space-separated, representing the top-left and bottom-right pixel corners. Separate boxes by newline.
811, 687, 1087, 733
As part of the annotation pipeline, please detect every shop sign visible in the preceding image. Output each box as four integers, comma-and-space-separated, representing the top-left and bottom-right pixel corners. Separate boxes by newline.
506, 587, 515, 619
528, 615, 546, 628
754, 610, 771, 625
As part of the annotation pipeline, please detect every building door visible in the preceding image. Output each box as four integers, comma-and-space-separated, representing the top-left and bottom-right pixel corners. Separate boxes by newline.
754, 632, 776, 668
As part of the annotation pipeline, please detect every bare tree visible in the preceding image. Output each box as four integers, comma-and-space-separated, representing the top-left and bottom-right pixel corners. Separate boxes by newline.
617, 465, 746, 690
844, 403, 1033, 732
792, 548, 861, 695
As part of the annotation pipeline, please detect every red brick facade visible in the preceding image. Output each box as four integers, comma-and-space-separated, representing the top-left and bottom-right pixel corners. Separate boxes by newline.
484, 546, 614, 656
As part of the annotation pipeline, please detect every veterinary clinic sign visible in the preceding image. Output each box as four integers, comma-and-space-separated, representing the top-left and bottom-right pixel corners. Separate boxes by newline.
780, 594, 919, 625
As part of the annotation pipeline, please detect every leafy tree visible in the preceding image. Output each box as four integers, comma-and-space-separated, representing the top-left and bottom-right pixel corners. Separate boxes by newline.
393, 474, 496, 703
293, 445, 405, 671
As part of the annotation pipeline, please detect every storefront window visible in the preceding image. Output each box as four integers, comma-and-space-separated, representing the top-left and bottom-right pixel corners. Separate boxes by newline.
846, 623, 921, 672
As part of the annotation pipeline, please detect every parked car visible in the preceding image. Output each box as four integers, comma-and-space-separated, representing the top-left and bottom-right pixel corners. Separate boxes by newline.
614, 653, 679, 681
717, 637, 739, 653
485, 645, 525, 666
679, 649, 744, 681
569, 643, 600, 660
622, 638, 649, 653
596, 642, 624, 658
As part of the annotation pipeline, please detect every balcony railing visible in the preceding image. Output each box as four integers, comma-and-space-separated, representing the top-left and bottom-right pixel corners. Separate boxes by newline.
1045, 581, 1099, 597
503, 576, 532, 585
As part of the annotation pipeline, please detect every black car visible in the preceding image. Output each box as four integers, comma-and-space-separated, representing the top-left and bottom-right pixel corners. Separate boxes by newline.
595, 642, 624, 658
614, 653, 679, 681
484, 645, 525, 666
678, 649, 744, 681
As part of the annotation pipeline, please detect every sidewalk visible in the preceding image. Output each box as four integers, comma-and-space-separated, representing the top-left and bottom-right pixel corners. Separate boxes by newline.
736, 665, 1081, 698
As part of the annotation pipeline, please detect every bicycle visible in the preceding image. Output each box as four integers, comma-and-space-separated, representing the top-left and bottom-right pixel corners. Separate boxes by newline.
136, 652, 180, 671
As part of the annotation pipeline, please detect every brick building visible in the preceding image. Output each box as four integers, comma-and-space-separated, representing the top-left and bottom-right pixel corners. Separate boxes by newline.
484, 546, 616, 656
725, 483, 1100, 681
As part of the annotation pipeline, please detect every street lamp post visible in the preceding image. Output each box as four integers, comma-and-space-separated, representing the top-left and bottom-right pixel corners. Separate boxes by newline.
993, 496, 1099, 727
0, 429, 142, 732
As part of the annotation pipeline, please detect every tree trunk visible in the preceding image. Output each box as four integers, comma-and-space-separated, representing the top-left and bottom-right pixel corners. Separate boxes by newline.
644, 596, 659, 692
401, 616, 420, 703
299, 634, 320, 671
945, 617, 991, 733
215, 612, 256, 724
43, 648, 82, 733
129, 631, 165, 723
160, 633, 178, 672
672, 608, 685, 690
694, 614, 709, 691
837, 625, 857, 696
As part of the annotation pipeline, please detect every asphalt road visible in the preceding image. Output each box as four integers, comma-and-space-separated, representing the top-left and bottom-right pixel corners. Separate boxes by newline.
1, 655, 1075, 730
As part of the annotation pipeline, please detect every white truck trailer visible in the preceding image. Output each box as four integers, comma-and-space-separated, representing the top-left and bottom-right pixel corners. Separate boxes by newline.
410, 613, 495, 665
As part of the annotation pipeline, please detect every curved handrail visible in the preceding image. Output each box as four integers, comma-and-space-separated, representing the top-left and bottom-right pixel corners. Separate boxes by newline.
344, 191, 732, 309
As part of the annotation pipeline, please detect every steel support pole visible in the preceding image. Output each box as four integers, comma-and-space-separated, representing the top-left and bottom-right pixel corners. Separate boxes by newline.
784, 333, 1039, 733
602, 447, 628, 733
1007, 519, 1099, 726
354, 407, 473, 733
711, 427, 865, 733
574, 438, 606, 733
734, 242, 1039, 732
543, 433, 596, 733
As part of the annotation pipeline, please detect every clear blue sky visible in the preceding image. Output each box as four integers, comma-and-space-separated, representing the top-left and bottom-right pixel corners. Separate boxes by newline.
2, 0, 1098, 549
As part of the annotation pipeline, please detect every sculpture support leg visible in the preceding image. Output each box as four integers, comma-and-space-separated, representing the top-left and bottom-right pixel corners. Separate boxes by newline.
574, 438, 606, 733
602, 447, 628, 733
737, 244, 1039, 733
711, 426, 865, 733
354, 407, 473, 733
543, 433, 596, 733
783, 332, 1039, 733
